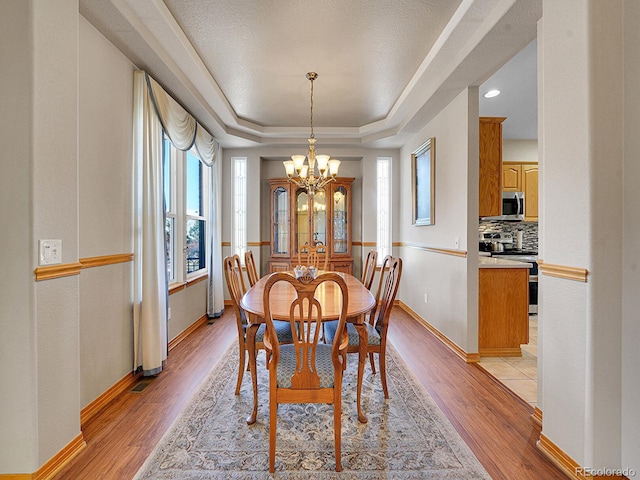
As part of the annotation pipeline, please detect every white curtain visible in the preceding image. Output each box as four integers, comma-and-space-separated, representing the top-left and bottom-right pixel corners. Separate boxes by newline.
208, 156, 224, 317
133, 71, 168, 375
133, 71, 224, 374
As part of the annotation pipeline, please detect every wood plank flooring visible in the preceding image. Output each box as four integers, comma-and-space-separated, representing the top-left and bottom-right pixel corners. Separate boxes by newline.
53, 307, 567, 479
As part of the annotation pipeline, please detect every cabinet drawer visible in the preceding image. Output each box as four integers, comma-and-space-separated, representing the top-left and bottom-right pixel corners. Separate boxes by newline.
269, 261, 290, 273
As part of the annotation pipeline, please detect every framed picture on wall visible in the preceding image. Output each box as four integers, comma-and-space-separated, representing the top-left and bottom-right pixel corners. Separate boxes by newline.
411, 137, 435, 226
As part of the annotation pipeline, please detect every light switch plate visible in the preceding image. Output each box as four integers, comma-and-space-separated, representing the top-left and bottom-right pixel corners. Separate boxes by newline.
39, 239, 62, 265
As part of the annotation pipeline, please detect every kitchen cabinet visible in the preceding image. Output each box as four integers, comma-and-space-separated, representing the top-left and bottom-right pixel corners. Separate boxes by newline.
522, 164, 538, 220
502, 163, 522, 191
478, 259, 530, 357
267, 178, 354, 274
501, 162, 538, 221
479, 117, 506, 217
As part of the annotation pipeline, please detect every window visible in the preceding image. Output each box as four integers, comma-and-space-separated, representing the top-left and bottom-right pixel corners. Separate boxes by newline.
164, 137, 176, 283
377, 157, 392, 262
232, 157, 247, 261
185, 151, 206, 274
163, 135, 209, 284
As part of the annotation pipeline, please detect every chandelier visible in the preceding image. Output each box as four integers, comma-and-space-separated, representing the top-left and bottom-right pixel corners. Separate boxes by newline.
283, 72, 340, 195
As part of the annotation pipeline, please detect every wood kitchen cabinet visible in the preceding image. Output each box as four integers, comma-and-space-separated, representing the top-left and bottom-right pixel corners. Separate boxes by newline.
479, 117, 506, 217
267, 178, 354, 274
501, 161, 538, 221
522, 164, 538, 220
479, 266, 529, 357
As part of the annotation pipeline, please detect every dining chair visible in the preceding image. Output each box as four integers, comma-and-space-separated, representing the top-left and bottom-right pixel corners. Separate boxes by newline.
244, 250, 259, 287
297, 242, 329, 271
223, 255, 294, 395
261, 272, 349, 472
324, 256, 402, 399
361, 249, 378, 289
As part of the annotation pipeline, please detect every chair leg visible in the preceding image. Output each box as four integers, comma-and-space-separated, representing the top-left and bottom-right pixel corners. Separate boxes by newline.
269, 392, 277, 472
334, 380, 342, 471
235, 345, 246, 395
379, 347, 389, 399
369, 351, 376, 374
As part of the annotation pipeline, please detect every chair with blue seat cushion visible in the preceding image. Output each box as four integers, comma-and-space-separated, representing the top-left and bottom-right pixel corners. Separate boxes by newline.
261, 272, 349, 473
361, 249, 378, 289
324, 256, 402, 399
223, 255, 293, 395
297, 241, 329, 271
244, 249, 259, 287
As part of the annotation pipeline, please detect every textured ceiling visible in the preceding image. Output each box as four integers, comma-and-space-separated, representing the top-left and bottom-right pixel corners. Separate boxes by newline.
80, 0, 541, 148
163, 0, 461, 128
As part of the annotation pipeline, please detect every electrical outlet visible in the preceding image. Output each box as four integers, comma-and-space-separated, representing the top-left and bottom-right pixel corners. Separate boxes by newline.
454, 237, 460, 249
424, 293, 428, 304
168, 307, 172, 320
39, 239, 62, 265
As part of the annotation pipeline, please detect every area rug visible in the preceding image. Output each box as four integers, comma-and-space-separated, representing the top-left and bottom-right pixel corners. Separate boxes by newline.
133, 342, 491, 479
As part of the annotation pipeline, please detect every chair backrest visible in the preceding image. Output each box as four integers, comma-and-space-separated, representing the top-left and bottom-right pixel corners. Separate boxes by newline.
369, 255, 391, 323
361, 250, 378, 289
223, 255, 247, 329
262, 272, 349, 388
297, 242, 329, 271
244, 250, 259, 287
371, 257, 402, 336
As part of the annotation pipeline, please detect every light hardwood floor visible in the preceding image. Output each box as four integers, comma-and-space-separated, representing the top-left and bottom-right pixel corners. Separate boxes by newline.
53, 307, 566, 479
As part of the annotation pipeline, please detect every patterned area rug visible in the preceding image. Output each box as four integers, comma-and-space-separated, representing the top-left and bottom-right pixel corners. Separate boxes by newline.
134, 342, 490, 479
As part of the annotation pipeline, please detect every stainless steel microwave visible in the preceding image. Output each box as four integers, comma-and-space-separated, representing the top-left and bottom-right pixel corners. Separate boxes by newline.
481, 191, 525, 221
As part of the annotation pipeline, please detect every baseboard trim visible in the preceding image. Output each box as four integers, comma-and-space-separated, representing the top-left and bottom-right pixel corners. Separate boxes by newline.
479, 347, 523, 357
538, 433, 585, 479
80, 370, 141, 427
33, 433, 86, 480
33, 314, 209, 479
397, 301, 480, 363
531, 406, 543, 427
537, 433, 627, 479
168, 314, 210, 351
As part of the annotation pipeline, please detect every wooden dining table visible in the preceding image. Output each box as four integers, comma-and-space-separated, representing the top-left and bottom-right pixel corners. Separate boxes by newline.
240, 271, 376, 425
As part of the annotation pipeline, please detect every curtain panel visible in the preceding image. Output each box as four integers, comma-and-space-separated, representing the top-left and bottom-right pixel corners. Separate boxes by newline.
133, 71, 224, 375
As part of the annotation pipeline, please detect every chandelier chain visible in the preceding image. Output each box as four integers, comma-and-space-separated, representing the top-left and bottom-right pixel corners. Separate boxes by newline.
309, 76, 314, 139
282, 71, 340, 195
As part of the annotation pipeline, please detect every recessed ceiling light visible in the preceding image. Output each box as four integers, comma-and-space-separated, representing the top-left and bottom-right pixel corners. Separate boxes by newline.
484, 89, 501, 98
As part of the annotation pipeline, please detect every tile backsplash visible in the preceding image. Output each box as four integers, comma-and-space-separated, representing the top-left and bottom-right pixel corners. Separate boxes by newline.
479, 220, 538, 252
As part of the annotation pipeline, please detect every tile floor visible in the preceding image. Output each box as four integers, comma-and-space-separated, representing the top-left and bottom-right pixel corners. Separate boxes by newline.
478, 315, 538, 407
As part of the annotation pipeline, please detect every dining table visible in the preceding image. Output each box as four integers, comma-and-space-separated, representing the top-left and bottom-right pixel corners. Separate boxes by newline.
240, 271, 376, 425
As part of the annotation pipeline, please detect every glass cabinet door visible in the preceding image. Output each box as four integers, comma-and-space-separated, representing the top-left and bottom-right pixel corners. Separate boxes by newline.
312, 189, 327, 246
332, 186, 348, 254
295, 188, 328, 252
272, 186, 289, 255
296, 189, 310, 251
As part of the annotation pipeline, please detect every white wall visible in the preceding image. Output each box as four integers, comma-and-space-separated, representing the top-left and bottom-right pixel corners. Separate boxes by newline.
540, 0, 626, 470
78, 16, 135, 408
0, 0, 38, 471
398, 88, 479, 353
622, 0, 640, 473
32, 0, 81, 467
503, 139, 538, 162
1, 5, 211, 473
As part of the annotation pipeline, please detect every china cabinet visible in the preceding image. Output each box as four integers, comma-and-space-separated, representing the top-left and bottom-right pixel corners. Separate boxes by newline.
268, 177, 354, 274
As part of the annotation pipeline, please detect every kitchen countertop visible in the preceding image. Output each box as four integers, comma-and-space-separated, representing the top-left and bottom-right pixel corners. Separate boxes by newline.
479, 256, 534, 269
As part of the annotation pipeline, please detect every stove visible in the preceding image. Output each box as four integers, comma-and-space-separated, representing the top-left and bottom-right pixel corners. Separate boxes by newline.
491, 250, 538, 256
